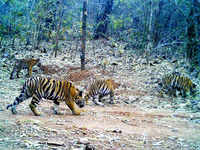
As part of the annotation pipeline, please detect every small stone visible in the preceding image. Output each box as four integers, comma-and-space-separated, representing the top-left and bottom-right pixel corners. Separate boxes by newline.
152, 140, 163, 146
168, 136, 178, 141
85, 144, 95, 150
171, 128, 178, 132
178, 138, 185, 142
47, 139, 64, 146
197, 102, 200, 110
112, 129, 122, 133
124, 100, 130, 104
77, 138, 89, 144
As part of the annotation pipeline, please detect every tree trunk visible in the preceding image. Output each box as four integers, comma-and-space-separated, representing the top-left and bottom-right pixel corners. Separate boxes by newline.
145, 0, 153, 64
54, 0, 64, 57
81, 0, 87, 70
152, 0, 164, 47
186, 5, 198, 71
93, 0, 113, 39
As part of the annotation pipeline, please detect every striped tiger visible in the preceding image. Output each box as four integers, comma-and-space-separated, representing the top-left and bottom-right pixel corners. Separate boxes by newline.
159, 72, 196, 97
84, 79, 114, 106
7, 76, 85, 116
10, 58, 41, 79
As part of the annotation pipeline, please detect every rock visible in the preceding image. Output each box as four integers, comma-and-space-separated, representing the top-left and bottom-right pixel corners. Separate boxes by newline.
112, 129, 122, 133
16, 119, 41, 125
77, 138, 89, 144
47, 139, 64, 146
152, 140, 164, 146
85, 144, 95, 150
168, 136, 178, 141
197, 102, 200, 110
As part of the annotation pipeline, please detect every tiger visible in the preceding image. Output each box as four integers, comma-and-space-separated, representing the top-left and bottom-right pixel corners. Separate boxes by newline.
84, 79, 114, 106
10, 58, 41, 79
159, 72, 197, 97
7, 76, 85, 116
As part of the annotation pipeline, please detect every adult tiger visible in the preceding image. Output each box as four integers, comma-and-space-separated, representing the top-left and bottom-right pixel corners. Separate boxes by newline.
84, 79, 114, 106
7, 76, 85, 116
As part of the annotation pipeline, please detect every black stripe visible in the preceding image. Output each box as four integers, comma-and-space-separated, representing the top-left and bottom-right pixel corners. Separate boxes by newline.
32, 96, 40, 105
43, 79, 50, 91
41, 77, 46, 86
55, 81, 62, 99
60, 82, 65, 99
35, 87, 42, 99
45, 83, 52, 97
49, 84, 56, 99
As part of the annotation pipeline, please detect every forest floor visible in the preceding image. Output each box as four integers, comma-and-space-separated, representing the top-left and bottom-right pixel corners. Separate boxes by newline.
0, 39, 200, 150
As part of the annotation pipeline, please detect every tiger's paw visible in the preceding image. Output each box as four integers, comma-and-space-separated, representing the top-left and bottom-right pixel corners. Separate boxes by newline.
72, 109, 82, 115
6, 104, 12, 110
11, 107, 17, 114
29, 104, 41, 116
7, 104, 17, 114
109, 101, 115, 104
51, 106, 64, 115
33, 112, 41, 116
81, 109, 87, 112
54, 111, 64, 115
31, 109, 41, 116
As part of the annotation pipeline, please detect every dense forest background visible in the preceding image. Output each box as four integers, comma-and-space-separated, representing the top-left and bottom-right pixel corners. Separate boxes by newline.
0, 0, 200, 74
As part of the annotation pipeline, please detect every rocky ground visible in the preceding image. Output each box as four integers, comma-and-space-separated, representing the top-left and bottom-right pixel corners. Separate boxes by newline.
0, 39, 200, 150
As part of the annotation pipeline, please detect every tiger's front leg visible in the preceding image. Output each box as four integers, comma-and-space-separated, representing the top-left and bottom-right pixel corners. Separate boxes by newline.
29, 95, 41, 116
28, 66, 32, 77
65, 99, 81, 115
52, 100, 64, 115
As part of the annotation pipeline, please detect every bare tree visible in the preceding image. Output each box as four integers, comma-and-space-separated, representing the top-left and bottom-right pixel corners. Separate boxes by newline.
80, 0, 87, 70
186, 1, 199, 72
54, 0, 64, 57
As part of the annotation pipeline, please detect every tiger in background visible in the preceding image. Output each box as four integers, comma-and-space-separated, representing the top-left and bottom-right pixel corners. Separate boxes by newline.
84, 79, 114, 106
7, 76, 85, 116
10, 58, 41, 79
159, 72, 197, 97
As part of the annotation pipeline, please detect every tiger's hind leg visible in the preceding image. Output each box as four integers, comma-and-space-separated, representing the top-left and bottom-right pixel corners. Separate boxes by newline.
7, 97, 26, 114
93, 95, 104, 106
16, 69, 21, 78
29, 95, 42, 116
109, 91, 114, 104
7, 89, 30, 114
10, 69, 15, 79
52, 100, 63, 115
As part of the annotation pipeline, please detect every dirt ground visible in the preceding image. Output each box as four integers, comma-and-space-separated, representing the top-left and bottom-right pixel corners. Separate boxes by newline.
1, 101, 200, 150
1, 40, 200, 150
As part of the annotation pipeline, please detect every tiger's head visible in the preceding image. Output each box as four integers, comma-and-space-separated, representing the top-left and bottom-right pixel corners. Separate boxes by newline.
34, 58, 42, 67
74, 89, 85, 108
69, 85, 85, 108
189, 82, 197, 95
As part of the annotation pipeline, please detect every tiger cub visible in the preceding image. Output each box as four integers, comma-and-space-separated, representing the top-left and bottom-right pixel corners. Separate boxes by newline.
10, 58, 41, 79
84, 79, 114, 106
159, 72, 197, 97
7, 76, 85, 116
